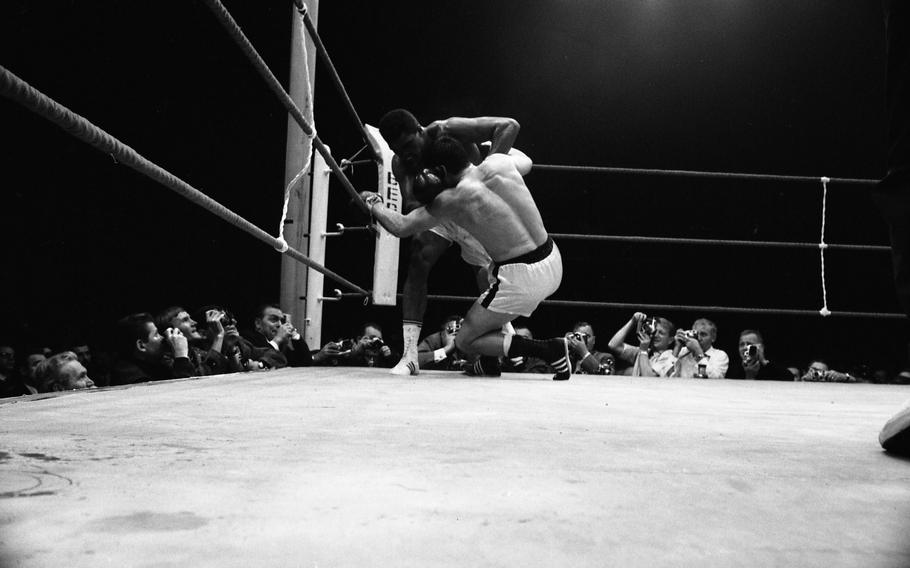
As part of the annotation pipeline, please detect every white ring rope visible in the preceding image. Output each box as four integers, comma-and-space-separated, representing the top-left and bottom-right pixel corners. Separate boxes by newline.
819, 176, 831, 317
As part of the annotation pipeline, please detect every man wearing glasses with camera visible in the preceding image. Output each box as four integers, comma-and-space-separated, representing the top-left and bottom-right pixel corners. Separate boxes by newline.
670, 318, 729, 378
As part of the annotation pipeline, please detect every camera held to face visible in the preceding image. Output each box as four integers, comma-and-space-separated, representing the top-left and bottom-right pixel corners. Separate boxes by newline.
363, 336, 385, 350
742, 344, 758, 364
640, 317, 658, 336
682, 329, 698, 340
570, 332, 590, 343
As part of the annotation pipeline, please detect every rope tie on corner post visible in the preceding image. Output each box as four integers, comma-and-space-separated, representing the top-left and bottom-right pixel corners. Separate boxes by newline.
200, 0, 369, 218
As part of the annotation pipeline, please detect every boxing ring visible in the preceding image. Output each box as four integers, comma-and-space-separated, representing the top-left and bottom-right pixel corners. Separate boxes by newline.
2, 370, 909, 567
2, 1, 910, 566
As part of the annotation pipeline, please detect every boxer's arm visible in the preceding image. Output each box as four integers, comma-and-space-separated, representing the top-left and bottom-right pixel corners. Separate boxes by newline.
507, 148, 532, 176
441, 117, 520, 154
363, 193, 439, 238
391, 157, 422, 213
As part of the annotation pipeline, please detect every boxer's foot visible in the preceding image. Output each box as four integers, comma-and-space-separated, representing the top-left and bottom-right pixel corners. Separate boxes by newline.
390, 357, 419, 376
464, 356, 501, 377
545, 338, 571, 381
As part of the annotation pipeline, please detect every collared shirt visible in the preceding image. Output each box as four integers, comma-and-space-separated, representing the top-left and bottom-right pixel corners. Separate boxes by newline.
672, 346, 729, 378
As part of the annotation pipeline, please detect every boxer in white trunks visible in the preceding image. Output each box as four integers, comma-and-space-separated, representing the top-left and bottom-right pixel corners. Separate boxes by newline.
361, 136, 571, 381
378, 109, 520, 375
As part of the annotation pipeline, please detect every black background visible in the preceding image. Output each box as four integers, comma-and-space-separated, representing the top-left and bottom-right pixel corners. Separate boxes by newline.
1, 1, 903, 375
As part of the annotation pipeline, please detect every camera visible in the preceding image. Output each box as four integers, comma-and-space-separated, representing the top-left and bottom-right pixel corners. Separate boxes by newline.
682, 329, 698, 340
742, 344, 758, 363
220, 310, 237, 329
363, 336, 385, 350
337, 338, 354, 354
445, 318, 462, 335
640, 317, 658, 336
570, 332, 589, 343
596, 359, 615, 375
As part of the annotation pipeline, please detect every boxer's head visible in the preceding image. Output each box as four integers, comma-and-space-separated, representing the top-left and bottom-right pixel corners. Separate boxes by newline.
413, 136, 470, 205
380, 109, 425, 172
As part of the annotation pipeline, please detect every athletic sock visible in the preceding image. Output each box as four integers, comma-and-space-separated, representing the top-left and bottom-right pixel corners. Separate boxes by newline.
402, 322, 420, 359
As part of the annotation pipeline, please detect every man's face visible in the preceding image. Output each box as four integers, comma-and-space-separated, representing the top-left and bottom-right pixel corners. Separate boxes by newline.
71, 345, 91, 365
56, 360, 94, 391
24, 354, 46, 379
0, 346, 15, 373
170, 311, 201, 341
255, 307, 285, 341
652, 323, 673, 350
391, 130, 427, 173
514, 327, 533, 340
574, 324, 595, 351
141, 322, 165, 357
693, 321, 715, 351
738, 333, 762, 361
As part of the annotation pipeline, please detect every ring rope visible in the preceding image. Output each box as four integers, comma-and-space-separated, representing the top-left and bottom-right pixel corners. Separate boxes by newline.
818, 177, 831, 316
0, 65, 370, 297
333, 294, 905, 320
548, 233, 888, 252
533, 164, 877, 186
201, 0, 369, 215
293, 0, 380, 163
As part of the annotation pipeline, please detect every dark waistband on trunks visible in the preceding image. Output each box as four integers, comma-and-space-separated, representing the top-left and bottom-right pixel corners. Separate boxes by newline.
496, 237, 554, 267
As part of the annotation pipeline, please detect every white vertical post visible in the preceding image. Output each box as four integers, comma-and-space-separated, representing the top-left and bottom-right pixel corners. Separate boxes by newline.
304, 149, 330, 350
280, 0, 319, 332
364, 124, 401, 306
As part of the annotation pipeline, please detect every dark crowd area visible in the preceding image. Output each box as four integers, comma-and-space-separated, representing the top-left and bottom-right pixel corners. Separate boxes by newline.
3, 1, 910, 395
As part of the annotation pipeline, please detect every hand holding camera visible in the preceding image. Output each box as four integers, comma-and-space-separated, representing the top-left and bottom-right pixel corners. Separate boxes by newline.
205, 309, 226, 337
565, 332, 589, 357
164, 327, 189, 359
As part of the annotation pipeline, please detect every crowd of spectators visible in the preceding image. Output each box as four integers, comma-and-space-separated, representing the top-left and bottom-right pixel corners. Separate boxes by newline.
0, 306, 906, 399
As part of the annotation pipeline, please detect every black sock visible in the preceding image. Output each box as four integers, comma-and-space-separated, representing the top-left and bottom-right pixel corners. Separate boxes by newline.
508, 335, 546, 358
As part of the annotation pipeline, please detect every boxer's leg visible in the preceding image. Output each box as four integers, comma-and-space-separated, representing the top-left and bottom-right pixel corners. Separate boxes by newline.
390, 230, 452, 376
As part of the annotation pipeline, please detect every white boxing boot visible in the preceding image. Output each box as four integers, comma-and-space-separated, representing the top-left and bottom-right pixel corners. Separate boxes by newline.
390, 322, 420, 376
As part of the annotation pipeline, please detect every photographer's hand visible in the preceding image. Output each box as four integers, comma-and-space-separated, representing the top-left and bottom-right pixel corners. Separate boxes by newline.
312, 341, 341, 364
636, 328, 651, 351
206, 309, 226, 353
165, 327, 189, 359
274, 322, 293, 345
565, 333, 588, 357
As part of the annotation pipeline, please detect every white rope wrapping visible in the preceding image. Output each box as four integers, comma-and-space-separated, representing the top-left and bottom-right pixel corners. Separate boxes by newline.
276, 9, 316, 250
818, 176, 831, 316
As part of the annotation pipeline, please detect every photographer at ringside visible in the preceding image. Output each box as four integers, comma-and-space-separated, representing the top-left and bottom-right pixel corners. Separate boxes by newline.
158, 305, 244, 376
671, 318, 729, 378
727, 329, 792, 381
608, 312, 677, 377
417, 315, 465, 371
240, 303, 327, 369
322, 322, 398, 368
565, 321, 615, 375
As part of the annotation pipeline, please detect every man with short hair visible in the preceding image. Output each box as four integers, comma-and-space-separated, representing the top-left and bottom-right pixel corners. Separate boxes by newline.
0, 344, 31, 398
110, 313, 195, 385
157, 306, 242, 376
607, 312, 677, 377
35, 351, 95, 392
566, 321, 614, 375
378, 109, 520, 376
671, 318, 729, 378
361, 136, 571, 380
416, 315, 464, 371
727, 329, 792, 380
240, 303, 331, 369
